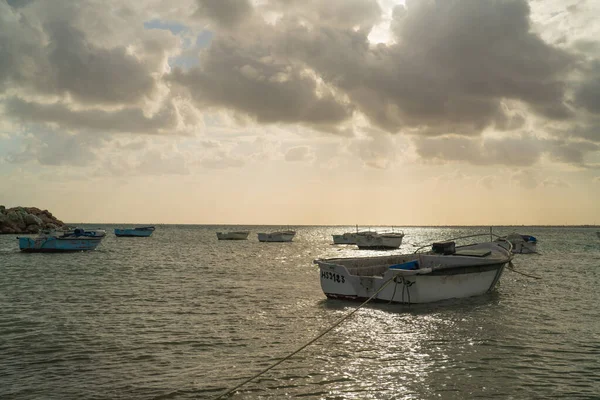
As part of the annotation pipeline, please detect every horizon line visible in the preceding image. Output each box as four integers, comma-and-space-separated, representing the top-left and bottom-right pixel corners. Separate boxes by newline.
62, 222, 600, 228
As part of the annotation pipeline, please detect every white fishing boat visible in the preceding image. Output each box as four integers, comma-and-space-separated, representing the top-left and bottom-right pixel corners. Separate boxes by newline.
332, 232, 357, 244
333, 225, 362, 245
257, 230, 296, 242
216, 231, 250, 240
499, 233, 537, 254
315, 239, 513, 304
355, 231, 404, 250
332, 225, 376, 245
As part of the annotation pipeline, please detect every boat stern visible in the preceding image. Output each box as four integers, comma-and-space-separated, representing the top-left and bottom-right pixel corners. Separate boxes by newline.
18, 237, 35, 251
315, 260, 360, 299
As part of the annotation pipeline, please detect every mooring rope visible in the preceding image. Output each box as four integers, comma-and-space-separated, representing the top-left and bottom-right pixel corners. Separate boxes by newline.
507, 261, 542, 280
212, 273, 401, 400
517, 249, 541, 255
389, 278, 399, 304
411, 233, 504, 254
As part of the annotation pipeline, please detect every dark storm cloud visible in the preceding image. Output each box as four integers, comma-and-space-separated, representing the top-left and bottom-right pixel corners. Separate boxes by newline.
546, 139, 599, 165
6, 0, 34, 9
169, 35, 353, 127
178, 0, 575, 136
329, 0, 572, 133
194, 0, 253, 29
545, 114, 600, 143
574, 60, 600, 115
5, 97, 178, 134
174, 0, 374, 128
44, 22, 156, 105
567, 122, 600, 142
2, 0, 600, 156
0, 2, 156, 105
0, 2, 47, 93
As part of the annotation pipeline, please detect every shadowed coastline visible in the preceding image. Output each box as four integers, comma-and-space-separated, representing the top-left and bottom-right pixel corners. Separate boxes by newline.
0, 205, 65, 234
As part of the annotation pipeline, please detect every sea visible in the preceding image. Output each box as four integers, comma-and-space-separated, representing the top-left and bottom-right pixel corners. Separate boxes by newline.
0, 225, 599, 400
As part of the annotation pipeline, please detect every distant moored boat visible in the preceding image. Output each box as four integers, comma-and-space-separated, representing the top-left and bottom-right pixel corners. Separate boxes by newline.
332, 225, 361, 245
496, 233, 537, 254
18, 228, 106, 252
216, 231, 250, 240
332, 226, 375, 245
355, 231, 405, 250
332, 232, 358, 245
257, 230, 296, 242
114, 226, 155, 237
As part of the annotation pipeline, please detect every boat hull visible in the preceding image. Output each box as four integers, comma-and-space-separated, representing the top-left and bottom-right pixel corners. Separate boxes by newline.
332, 233, 356, 245
18, 237, 103, 252
511, 241, 537, 254
316, 243, 510, 304
501, 234, 537, 254
257, 232, 295, 242
114, 229, 154, 237
217, 231, 250, 240
320, 263, 505, 304
355, 234, 404, 249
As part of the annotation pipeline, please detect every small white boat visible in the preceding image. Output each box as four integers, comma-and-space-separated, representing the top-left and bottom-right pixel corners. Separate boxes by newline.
500, 233, 537, 254
216, 231, 250, 240
332, 225, 364, 245
257, 230, 296, 242
315, 239, 512, 304
355, 231, 404, 250
332, 232, 358, 245
332, 225, 377, 245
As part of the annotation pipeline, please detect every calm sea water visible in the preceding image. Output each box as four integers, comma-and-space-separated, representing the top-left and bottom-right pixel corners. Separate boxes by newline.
0, 226, 599, 399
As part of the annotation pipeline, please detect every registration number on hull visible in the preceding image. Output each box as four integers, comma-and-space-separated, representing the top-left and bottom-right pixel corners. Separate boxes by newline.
320, 270, 345, 283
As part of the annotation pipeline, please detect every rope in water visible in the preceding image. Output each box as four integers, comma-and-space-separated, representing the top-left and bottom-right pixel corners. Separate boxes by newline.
507, 261, 542, 280
212, 273, 401, 400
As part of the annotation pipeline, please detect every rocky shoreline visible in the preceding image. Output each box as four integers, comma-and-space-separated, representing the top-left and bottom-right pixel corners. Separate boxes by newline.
0, 206, 65, 234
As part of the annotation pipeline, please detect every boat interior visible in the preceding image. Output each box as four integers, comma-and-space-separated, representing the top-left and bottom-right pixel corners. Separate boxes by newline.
321, 254, 419, 277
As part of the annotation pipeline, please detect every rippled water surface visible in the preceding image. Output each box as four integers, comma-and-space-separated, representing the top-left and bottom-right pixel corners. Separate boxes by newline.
1, 226, 599, 399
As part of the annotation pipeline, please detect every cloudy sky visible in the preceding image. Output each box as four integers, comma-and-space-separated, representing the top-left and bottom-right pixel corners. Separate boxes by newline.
1, 0, 599, 225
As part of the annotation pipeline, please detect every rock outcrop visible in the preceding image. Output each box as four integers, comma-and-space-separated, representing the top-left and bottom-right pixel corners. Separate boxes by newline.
0, 206, 65, 234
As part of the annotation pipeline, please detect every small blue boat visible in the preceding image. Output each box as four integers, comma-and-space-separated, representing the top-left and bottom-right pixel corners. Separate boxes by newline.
114, 226, 155, 237
18, 228, 106, 253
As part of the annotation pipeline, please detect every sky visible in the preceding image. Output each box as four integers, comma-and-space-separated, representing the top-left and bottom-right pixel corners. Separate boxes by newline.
1, 0, 600, 225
